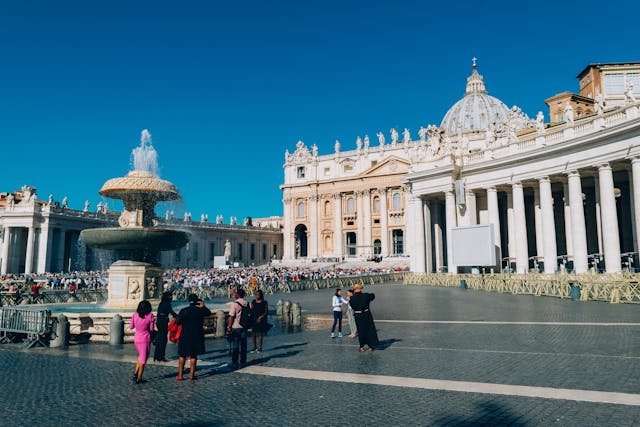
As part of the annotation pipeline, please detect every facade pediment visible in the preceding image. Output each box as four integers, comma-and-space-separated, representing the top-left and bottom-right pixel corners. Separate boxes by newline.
360, 156, 410, 177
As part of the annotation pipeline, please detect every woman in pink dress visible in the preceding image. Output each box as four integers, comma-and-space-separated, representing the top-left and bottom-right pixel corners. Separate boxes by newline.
129, 300, 154, 384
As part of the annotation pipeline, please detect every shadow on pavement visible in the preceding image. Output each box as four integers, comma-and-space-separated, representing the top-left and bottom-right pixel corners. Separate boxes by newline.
435, 401, 525, 426
376, 338, 401, 350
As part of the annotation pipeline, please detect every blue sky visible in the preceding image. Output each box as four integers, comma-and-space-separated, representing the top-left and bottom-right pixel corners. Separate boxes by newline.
1, 0, 638, 219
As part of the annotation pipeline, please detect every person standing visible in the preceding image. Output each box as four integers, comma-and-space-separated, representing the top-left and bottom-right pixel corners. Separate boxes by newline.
129, 300, 154, 383
154, 291, 177, 362
250, 289, 268, 353
176, 294, 211, 381
227, 288, 249, 368
345, 288, 357, 339
349, 283, 379, 352
331, 288, 346, 338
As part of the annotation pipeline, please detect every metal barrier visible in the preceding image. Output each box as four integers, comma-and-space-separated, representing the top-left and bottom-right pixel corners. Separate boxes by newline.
0, 307, 52, 348
403, 272, 640, 304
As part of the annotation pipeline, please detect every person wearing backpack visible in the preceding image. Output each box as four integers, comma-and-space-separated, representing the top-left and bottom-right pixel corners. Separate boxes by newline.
227, 288, 250, 369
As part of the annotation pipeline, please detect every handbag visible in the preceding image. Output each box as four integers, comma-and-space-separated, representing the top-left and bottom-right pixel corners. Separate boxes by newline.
168, 319, 182, 343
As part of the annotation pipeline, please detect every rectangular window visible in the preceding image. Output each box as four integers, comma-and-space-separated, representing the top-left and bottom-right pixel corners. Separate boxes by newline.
371, 160, 378, 167
343, 164, 353, 172
297, 166, 305, 178
374, 219, 380, 224
324, 167, 330, 176
250, 243, 256, 260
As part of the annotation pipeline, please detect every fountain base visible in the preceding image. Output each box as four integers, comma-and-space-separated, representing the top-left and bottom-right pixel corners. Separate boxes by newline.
104, 260, 163, 310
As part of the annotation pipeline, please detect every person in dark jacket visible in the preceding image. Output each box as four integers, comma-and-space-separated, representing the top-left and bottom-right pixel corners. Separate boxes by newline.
176, 294, 211, 380
154, 291, 177, 362
348, 283, 379, 352
250, 290, 269, 353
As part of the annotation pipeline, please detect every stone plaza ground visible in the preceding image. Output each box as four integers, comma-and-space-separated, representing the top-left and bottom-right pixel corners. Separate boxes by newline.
1, 283, 639, 426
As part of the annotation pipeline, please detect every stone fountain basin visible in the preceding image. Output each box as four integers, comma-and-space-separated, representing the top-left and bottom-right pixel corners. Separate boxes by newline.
80, 227, 190, 251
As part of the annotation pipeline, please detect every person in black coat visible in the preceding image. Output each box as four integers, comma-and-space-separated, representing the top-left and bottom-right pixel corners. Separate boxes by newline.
154, 291, 177, 362
176, 294, 211, 380
348, 283, 379, 352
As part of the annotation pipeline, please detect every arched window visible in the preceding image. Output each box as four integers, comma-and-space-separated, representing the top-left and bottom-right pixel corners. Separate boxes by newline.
392, 192, 401, 210
372, 197, 380, 214
324, 200, 331, 216
347, 197, 355, 214
297, 201, 305, 218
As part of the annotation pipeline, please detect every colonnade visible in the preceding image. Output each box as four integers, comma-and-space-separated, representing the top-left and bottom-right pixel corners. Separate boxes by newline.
410, 161, 639, 274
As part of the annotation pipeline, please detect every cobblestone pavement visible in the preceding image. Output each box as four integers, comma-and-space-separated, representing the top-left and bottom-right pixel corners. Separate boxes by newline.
1, 284, 639, 426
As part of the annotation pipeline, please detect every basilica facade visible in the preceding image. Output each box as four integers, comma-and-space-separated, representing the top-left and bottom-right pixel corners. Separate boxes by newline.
282, 61, 640, 274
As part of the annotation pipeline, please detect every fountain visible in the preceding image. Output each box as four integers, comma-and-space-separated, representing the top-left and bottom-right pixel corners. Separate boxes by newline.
81, 130, 190, 309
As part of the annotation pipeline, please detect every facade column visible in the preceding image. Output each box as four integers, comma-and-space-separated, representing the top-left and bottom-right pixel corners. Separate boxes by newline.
562, 181, 574, 258
512, 182, 529, 274
309, 196, 319, 259
632, 158, 640, 258
363, 189, 372, 258
356, 191, 364, 257
445, 190, 457, 273
37, 224, 52, 273
506, 192, 516, 268
1, 226, 11, 274
539, 177, 558, 273
533, 186, 544, 261
379, 189, 389, 257
333, 193, 343, 259
594, 176, 603, 255
567, 171, 588, 273
486, 186, 501, 269
409, 195, 426, 273
424, 200, 433, 273
466, 190, 477, 225
598, 164, 621, 273
282, 198, 292, 259
626, 168, 638, 253
24, 226, 36, 275
433, 201, 444, 272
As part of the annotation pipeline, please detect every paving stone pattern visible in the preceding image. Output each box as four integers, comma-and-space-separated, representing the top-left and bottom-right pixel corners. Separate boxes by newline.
0, 284, 638, 426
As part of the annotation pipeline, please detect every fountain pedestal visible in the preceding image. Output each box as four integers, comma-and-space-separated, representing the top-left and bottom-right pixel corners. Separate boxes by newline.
104, 260, 163, 309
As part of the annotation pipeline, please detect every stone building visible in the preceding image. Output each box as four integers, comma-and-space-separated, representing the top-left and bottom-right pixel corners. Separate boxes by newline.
406, 61, 640, 274
281, 136, 411, 261
0, 188, 282, 274
283, 60, 640, 274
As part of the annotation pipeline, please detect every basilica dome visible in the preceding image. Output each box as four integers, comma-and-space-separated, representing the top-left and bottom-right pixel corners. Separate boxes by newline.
440, 62, 511, 135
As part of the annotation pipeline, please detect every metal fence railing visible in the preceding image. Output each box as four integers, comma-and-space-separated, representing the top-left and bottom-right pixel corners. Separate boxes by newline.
0, 307, 52, 348
403, 272, 640, 304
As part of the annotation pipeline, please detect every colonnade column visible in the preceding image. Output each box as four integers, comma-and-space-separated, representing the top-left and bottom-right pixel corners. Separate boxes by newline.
512, 182, 529, 274
379, 189, 389, 257
486, 186, 501, 269
632, 158, 640, 257
567, 171, 588, 273
594, 176, 603, 255
506, 192, 516, 268
1, 226, 11, 274
24, 226, 35, 275
465, 190, 477, 225
562, 182, 574, 259
533, 187, 544, 261
539, 177, 558, 273
37, 225, 51, 273
363, 189, 372, 258
598, 163, 621, 273
424, 200, 433, 272
445, 189, 457, 274
333, 193, 343, 258
626, 168, 638, 254
432, 201, 444, 272
409, 195, 426, 273
309, 195, 319, 259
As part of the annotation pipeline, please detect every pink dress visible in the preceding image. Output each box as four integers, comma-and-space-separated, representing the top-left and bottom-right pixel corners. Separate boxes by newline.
130, 312, 154, 365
